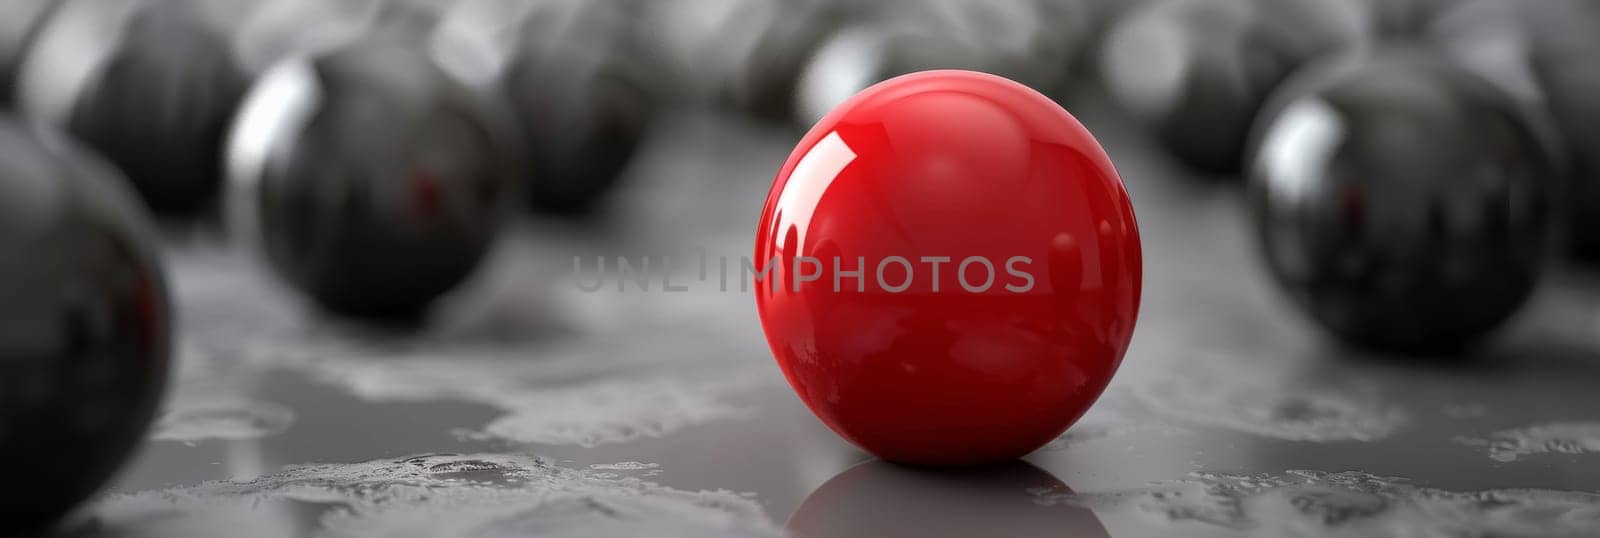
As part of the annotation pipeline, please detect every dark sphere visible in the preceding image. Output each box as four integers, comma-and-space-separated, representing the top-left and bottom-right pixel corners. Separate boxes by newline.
226, 0, 384, 76
1536, 54, 1600, 261
1422, 0, 1565, 109
226, 37, 518, 320
883, 0, 1089, 95
639, 0, 842, 119
1516, 1, 1600, 261
1248, 53, 1556, 354
18, 0, 247, 215
1364, 0, 1453, 38
793, 24, 990, 128
1421, 0, 1600, 262
1101, 0, 1368, 175
1423, 0, 1600, 261
1107, 0, 1369, 174
793, 0, 1092, 128
502, 0, 656, 214
0, 0, 59, 104
0, 118, 172, 531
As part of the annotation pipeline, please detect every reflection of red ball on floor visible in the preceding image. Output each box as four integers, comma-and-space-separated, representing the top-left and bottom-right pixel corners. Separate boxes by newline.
754, 70, 1142, 465
786, 461, 1109, 538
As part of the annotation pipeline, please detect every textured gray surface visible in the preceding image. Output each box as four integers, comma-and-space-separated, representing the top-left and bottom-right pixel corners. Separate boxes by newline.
70, 92, 1600, 537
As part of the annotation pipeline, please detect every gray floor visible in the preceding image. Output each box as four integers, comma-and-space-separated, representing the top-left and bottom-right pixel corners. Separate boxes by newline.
70, 91, 1600, 537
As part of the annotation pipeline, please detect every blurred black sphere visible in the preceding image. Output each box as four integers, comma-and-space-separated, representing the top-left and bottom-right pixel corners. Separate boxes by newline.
794, 0, 1095, 128
503, 0, 656, 214
18, 0, 247, 216
1102, 0, 1367, 175
226, 0, 384, 76
640, 0, 1137, 122
226, 36, 518, 320
887, 0, 1089, 95
1536, 54, 1600, 261
1425, 0, 1600, 261
1366, 0, 1454, 38
793, 24, 989, 128
1523, 4, 1600, 261
640, 0, 842, 119
1248, 53, 1555, 354
0, 0, 58, 105
0, 117, 171, 531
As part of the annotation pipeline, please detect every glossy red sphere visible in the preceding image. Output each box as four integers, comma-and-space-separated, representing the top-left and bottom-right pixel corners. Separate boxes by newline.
754, 70, 1142, 465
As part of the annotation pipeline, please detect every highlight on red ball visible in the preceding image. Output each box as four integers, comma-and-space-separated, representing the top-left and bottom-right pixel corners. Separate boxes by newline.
754, 70, 1143, 466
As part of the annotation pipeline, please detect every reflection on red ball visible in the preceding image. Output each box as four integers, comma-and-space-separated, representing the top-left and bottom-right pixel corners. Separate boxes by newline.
754, 70, 1142, 465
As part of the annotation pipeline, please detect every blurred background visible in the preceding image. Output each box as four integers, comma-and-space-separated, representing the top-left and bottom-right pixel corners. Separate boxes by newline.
5, 0, 1600, 536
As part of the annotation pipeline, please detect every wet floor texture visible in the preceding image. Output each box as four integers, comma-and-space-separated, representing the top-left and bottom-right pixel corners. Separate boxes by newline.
61, 95, 1600, 537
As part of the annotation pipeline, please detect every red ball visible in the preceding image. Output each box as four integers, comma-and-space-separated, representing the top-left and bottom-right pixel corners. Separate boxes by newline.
754, 70, 1142, 465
